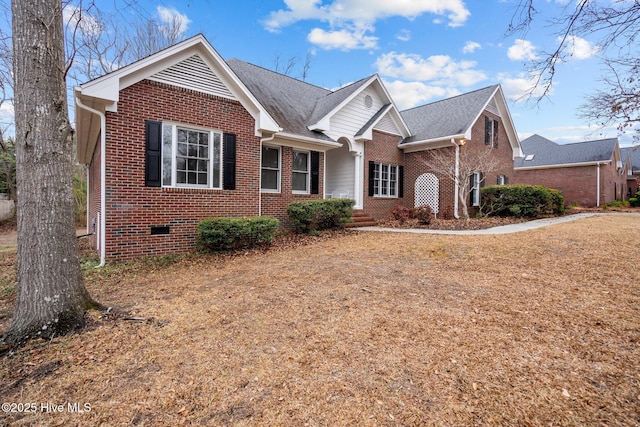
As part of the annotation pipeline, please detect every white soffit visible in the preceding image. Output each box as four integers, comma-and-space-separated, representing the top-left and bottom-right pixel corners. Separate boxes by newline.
148, 54, 236, 100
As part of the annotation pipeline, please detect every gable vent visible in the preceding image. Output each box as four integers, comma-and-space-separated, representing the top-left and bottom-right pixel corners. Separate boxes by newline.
149, 54, 236, 100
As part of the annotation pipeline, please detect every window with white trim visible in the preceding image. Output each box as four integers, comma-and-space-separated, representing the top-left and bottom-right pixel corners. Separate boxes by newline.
292, 150, 310, 194
373, 162, 398, 197
470, 171, 481, 206
161, 124, 222, 188
261, 145, 281, 192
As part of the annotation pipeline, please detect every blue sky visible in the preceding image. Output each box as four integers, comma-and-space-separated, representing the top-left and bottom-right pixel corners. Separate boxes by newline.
3, 0, 634, 147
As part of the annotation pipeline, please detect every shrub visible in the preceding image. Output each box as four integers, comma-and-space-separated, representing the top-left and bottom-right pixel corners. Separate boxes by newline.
414, 205, 433, 225
197, 216, 279, 252
287, 199, 354, 233
391, 205, 413, 224
481, 184, 565, 218
629, 197, 640, 207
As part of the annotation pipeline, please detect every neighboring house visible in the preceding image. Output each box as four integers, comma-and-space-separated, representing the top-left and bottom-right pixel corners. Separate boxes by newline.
513, 135, 628, 207
75, 34, 521, 262
620, 145, 640, 197
400, 85, 523, 218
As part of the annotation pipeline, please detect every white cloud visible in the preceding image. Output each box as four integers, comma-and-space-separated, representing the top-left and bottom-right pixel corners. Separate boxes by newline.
462, 41, 481, 54
264, 0, 470, 50
375, 52, 487, 87
0, 101, 15, 133
383, 80, 454, 110
308, 27, 377, 50
562, 35, 599, 60
396, 29, 411, 42
157, 6, 191, 36
507, 39, 538, 61
498, 71, 549, 102
63, 5, 102, 36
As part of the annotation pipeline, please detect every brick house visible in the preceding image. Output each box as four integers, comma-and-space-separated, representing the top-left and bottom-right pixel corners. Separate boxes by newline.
75, 35, 522, 263
621, 146, 640, 197
513, 134, 629, 206
400, 85, 523, 218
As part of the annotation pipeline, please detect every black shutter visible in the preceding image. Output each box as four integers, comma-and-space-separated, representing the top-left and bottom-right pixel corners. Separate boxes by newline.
223, 133, 236, 190
398, 165, 404, 198
480, 172, 486, 188
484, 116, 491, 146
310, 151, 320, 194
368, 161, 375, 197
145, 120, 162, 187
493, 119, 499, 148
505, 175, 509, 185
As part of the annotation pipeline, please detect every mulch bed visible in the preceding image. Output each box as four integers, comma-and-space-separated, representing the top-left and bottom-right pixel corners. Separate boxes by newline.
1, 214, 639, 425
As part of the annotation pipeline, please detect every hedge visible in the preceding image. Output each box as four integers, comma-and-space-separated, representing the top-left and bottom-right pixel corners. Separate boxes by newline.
287, 199, 355, 233
196, 216, 279, 252
481, 184, 565, 218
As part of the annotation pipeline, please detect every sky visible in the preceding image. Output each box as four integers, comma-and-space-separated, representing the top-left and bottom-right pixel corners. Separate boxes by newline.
1, 0, 636, 147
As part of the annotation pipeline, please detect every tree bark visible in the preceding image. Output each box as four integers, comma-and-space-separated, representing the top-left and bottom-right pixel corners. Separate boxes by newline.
3, 0, 98, 346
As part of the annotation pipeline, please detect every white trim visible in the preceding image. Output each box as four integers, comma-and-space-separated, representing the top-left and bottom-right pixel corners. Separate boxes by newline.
400, 134, 466, 152
276, 132, 342, 150
261, 145, 281, 193
292, 150, 311, 194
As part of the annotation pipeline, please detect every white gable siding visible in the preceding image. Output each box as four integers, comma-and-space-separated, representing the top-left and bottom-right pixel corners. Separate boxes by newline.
148, 54, 236, 100
485, 98, 500, 117
325, 87, 385, 141
373, 112, 402, 135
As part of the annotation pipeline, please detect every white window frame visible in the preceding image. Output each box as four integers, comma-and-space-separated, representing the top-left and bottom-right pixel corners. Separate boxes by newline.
497, 175, 506, 185
161, 123, 222, 189
373, 162, 398, 198
292, 150, 310, 194
261, 145, 281, 193
471, 171, 481, 206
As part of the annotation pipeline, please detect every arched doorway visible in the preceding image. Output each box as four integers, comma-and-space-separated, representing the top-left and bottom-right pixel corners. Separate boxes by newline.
415, 173, 439, 214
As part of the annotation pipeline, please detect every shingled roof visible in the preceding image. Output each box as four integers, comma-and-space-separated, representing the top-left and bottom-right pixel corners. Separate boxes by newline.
515, 134, 619, 168
621, 145, 640, 173
400, 85, 500, 144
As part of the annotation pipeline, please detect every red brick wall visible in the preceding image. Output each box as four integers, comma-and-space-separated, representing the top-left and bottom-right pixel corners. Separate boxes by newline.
94, 80, 323, 261
403, 111, 516, 218
513, 162, 628, 206
363, 130, 404, 219
260, 146, 324, 227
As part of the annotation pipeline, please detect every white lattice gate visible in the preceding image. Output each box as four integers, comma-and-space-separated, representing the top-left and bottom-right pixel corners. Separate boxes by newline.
415, 173, 439, 214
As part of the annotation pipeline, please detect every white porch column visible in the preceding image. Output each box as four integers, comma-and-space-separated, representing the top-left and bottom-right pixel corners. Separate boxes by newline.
353, 151, 364, 209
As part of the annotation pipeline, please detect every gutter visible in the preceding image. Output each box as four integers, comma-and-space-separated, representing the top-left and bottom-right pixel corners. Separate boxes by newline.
400, 134, 466, 152
515, 160, 612, 171
596, 161, 601, 207
451, 138, 460, 219
75, 95, 106, 267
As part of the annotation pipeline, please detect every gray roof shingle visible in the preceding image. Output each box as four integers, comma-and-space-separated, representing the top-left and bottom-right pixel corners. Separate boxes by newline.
515, 134, 618, 168
621, 146, 640, 172
400, 85, 499, 143
226, 58, 334, 141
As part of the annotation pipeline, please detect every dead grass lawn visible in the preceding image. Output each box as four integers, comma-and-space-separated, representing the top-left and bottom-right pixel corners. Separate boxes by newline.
1, 215, 639, 426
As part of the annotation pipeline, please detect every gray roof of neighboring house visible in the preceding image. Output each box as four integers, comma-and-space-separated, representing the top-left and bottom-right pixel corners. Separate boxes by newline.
227, 58, 373, 142
400, 85, 499, 143
621, 145, 640, 173
515, 134, 618, 168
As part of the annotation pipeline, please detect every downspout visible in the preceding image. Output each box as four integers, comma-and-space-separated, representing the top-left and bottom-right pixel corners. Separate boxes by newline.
451, 138, 460, 219
259, 132, 277, 216
596, 161, 601, 207
75, 96, 106, 267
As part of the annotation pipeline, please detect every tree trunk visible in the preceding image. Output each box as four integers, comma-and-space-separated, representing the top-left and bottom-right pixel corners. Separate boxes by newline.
3, 0, 99, 346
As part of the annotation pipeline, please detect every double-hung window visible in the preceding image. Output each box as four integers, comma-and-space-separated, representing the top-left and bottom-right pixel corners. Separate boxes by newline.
470, 171, 482, 206
373, 162, 398, 197
485, 116, 498, 148
261, 146, 281, 192
161, 124, 222, 188
292, 150, 310, 194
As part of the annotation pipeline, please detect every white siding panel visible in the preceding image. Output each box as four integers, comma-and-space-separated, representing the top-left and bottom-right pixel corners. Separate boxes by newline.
486, 98, 500, 117
326, 87, 384, 141
373, 112, 402, 135
149, 54, 236, 99
326, 144, 355, 197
